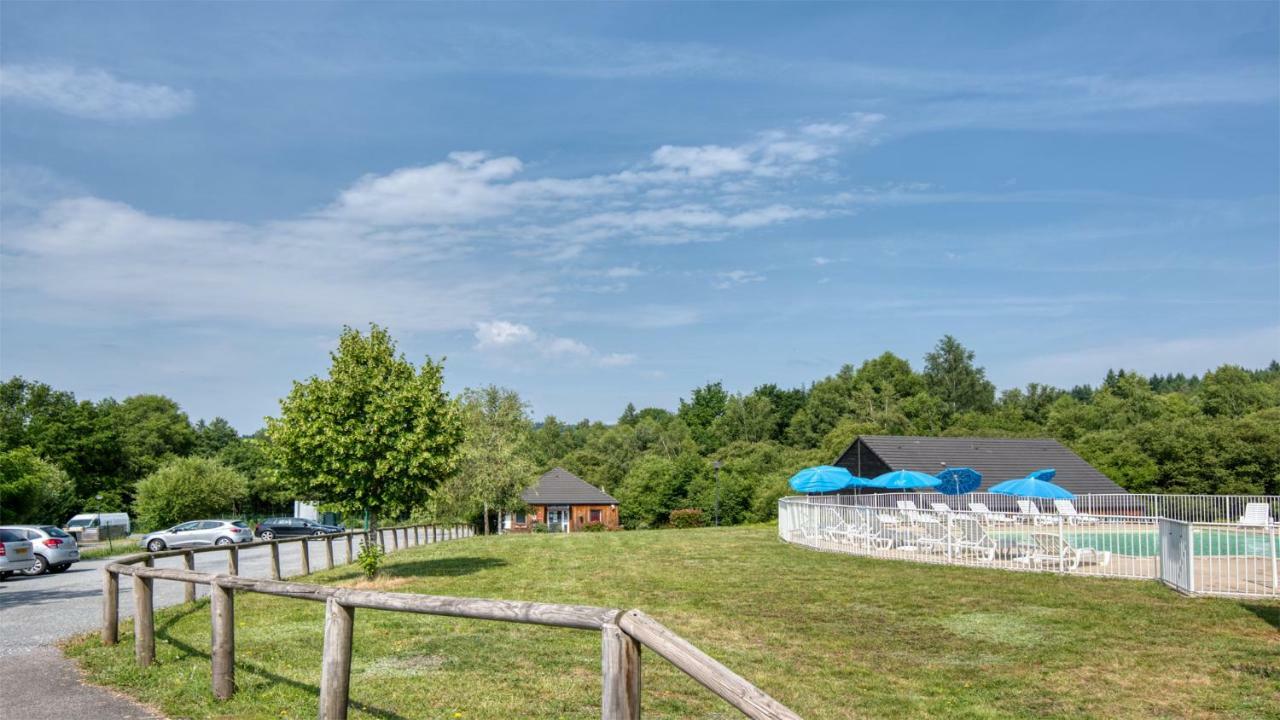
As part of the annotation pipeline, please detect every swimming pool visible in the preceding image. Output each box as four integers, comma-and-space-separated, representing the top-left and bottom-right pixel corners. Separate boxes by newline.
993, 529, 1280, 557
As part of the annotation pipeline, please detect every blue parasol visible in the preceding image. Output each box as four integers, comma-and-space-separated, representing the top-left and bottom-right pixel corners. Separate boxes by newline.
988, 474, 1073, 500
935, 467, 982, 495
867, 469, 942, 490
1029, 468, 1057, 481
789, 465, 867, 493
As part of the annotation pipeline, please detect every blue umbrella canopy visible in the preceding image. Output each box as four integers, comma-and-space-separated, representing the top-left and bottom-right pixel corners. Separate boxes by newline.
789, 465, 865, 493
1029, 468, 1057, 481
935, 467, 982, 495
867, 469, 942, 490
988, 475, 1074, 500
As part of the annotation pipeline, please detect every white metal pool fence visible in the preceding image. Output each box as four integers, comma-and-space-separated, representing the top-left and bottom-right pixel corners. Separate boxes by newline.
778, 494, 1280, 599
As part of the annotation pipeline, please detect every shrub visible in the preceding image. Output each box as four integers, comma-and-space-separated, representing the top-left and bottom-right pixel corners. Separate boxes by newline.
133, 456, 248, 531
356, 540, 385, 578
530, 522, 548, 533
668, 508, 704, 529
581, 521, 607, 532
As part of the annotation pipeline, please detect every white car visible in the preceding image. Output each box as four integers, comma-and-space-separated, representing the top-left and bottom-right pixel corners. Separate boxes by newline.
0, 528, 37, 579
139, 519, 254, 552
0, 525, 81, 575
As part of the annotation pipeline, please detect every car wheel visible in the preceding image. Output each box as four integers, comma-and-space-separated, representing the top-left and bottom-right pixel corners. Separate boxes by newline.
147, 539, 166, 553
0, 572, 9, 581
260, 530, 275, 541
22, 555, 49, 576
312, 530, 325, 536
50, 563, 71, 573
215, 537, 233, 545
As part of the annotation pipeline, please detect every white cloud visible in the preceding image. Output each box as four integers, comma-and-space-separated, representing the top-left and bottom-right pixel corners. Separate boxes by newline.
474, 320, 537, 348
651, 144, 753, 178
601, 266, 646, 278
0, 65, 193, 120
472, 321, 633, 368
713, 270, 766, 290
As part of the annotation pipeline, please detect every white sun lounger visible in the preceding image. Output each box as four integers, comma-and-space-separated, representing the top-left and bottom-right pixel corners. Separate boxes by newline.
1016, 500, 1059, 525
1022, 532, 1111, 571
1053, 499, 1099, 525
930, 502, 954, 514
897, 500, 941, 524
951, 517, 997, 561
1238, 502, 1274, 527
968, 502, 1016, 524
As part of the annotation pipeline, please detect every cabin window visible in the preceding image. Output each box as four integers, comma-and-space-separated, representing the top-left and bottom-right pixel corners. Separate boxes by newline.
515, 512, 526, 524
589, 509, 602, 523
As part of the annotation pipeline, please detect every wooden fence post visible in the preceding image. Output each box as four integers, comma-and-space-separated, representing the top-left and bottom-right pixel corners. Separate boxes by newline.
210, 580, 235, 700
346, 534, 354, 564
391, 528, 400, 551
227, 546, 239, 576
301, 538, 312, 575
102, 568, 118, 645
325, 537, 335, 570
431, 525, 437, 543
413, 526, 420, 545
270, 541, 281, 580
184, 551, 196, 603
319, 597, 356, 720
133, 570, 155, 667
601, 623, 641, 720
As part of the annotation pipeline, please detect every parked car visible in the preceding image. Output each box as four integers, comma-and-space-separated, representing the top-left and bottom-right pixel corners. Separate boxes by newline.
140, 520, 254, 552
0, 525, 80, 575
254, 517, 346, 540
64, 512, 131, 543
0, 528, 37, 579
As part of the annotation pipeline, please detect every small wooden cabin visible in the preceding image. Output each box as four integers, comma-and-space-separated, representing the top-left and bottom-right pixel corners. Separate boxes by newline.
502, 467, 620, 533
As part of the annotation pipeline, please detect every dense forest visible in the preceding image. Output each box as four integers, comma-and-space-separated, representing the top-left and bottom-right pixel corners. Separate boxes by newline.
2, 334, 1278, 530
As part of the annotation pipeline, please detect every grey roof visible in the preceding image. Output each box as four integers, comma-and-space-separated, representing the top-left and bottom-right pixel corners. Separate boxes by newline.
835, 435, 1128, 496
521, 468, 619, 505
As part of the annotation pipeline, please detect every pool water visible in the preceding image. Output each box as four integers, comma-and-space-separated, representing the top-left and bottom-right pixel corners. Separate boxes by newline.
993, 529, 1280, 557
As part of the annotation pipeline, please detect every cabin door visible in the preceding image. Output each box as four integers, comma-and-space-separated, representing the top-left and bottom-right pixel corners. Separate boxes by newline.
546, 506, 569, 533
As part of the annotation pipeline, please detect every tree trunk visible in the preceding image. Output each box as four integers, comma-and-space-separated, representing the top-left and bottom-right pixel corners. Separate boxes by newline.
483, 502, 490, 536
368, 509, 380, 548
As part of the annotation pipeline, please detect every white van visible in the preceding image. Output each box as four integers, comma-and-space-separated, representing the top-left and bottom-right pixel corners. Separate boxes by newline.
65, 513, 131, 542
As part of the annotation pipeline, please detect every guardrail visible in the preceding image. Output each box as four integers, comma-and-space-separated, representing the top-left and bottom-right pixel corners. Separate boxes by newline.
101, 523, 800, 720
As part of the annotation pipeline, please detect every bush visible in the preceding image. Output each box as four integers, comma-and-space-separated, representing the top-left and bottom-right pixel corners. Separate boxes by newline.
581, 521, 607, 532
0, 448, 77, 524
530, 522, 548, 533
668, 508, 704, 529
133, 456, 248, 531
356, 540, 385, 579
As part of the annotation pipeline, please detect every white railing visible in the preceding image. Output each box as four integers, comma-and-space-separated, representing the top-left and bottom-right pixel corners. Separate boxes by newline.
814, 491, 1280, 523
779, 496, 1279, 599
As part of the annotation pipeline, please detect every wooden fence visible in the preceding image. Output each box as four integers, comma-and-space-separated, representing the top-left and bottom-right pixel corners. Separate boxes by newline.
101, 523, 800, 720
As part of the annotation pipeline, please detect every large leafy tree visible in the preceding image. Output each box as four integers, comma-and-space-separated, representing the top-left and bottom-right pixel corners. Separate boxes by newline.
266, 325, 465, 532
107, 394, 198, 480
133, 456, 248, 531
0, 447, 77, 524
923, 335, 996, 417
677, 381, 729, 453
440, 385, 536, 534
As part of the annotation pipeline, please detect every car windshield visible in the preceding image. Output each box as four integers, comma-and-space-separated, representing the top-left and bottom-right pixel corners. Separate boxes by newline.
41, 526, 71, 538
67, 518, 94, 528
232, 521, 249, 528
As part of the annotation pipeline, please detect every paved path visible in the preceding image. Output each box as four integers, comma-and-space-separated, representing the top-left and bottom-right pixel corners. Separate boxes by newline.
0, 532, 444, 719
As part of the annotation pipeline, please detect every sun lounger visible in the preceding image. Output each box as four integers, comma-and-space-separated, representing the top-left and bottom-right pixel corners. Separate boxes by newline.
1238, 502, 1274, 527
1022, 532, 1111, 571
913, 520, 953, 553
1017, 500, 1059, 525
951, 517, 997, 561
1053, 499, 1099, 525
968, 502, 1017, 524
866, 511, 913, 550
897, 500, 941, 524
930, 502, 954, 514
821, 507, 862, 542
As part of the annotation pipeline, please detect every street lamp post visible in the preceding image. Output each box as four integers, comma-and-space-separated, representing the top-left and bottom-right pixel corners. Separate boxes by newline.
713, 461, 723, 527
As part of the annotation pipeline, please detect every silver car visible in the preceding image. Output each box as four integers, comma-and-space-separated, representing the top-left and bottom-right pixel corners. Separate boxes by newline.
0, 528, 37, 579
0, 525, 80, 575
140, 519, 254, 552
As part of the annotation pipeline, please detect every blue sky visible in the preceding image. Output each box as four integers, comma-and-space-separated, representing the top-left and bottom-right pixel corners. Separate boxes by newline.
2, 2, 1278, 432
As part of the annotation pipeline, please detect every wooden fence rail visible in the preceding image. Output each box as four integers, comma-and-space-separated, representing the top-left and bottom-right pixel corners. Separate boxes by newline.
100, 523, 799, 720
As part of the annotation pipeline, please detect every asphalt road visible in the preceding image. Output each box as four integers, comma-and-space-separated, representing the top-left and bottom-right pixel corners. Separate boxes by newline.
0, 535, 402, 719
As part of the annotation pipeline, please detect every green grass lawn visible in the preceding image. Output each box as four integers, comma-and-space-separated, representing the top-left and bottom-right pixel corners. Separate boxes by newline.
66, 525, 1279, 719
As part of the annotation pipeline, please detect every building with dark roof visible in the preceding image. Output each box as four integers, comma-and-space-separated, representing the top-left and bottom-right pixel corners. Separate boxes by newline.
833, 435, 1128, 497
502, 467, 620, 533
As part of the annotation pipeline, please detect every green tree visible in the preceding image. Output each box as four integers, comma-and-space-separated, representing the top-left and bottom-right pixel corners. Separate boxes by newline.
133, 456, 249, 531
266, 325, 465, 533
710, 393, 777, 446
194, 417, 240, 456
677, 381, 729, 453
440, 385, 536, 534
0, 448, 77, 524
1199, 365, 1280, 417
922, 335, 996, 417
107, 394, 198, 481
